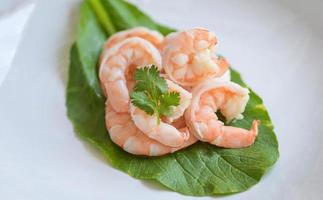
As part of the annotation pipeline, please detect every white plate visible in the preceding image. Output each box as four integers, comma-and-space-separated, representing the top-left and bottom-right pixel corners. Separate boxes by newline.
1, 0, 323, 199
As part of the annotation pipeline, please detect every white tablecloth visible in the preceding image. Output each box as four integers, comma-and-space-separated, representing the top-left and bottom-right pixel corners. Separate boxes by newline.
0, 2, 35, 85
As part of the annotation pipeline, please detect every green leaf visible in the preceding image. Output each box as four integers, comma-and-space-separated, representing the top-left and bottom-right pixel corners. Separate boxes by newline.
100, 0, 175, 35
66, 0, 279, 196
131, 66, 179, 123
134, 66, 168, 95
130, 91, 155, 115
89, 0, 116, 35
160, 91, 180, 117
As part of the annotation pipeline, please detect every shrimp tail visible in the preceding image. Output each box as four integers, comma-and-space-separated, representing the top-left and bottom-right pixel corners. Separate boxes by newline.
171, 128, 198, 153
211, 120, 260, 148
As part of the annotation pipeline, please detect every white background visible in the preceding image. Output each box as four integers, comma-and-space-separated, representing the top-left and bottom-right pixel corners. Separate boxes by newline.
0, 0, 323, 199
0, 0, 34, 84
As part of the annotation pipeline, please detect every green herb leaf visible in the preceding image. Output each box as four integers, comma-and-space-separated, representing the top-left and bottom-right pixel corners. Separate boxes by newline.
134, 66, 168, 95
160, 91, 180, 116
131, 65, 180, 123
130, 91, 155, 115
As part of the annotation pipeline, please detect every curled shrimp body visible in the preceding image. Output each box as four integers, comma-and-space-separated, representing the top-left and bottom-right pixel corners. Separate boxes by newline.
104, 27, 164, 49
175, 55, 231, 92
106, 102, 197, 156
164, 79, 192, 122
130, 79, 192, 147
185, 79, 259, 148
217, 70, 230, 82
215, 55, 231, 82
99, 37, 162, 113
100, 27, 164, 61
171, 116, 187, 129
161, 28, 228, 86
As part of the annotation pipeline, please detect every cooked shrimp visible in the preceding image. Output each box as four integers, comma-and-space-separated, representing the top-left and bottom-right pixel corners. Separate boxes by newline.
105, 27, 164, 49
164, 79, 192, 122
99, 37, 162, 112
100, 27, 164, 61
215, 55, 231, 81
129, 79, 192, 147
161, 28, 228, 86
171, 116, 199, 144
171, 116, 187, 129
106, 102, 197, 156
217, 70, 230, 82
185, 79, 259, 148
177, 55, 231, 92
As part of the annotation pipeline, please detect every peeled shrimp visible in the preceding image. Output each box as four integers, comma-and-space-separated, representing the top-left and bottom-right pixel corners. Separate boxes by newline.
164, 79, 192, 122
217, 70, 230, 82
129, 79, 192, 147
161, 28, 228, 86
100, 27, 164, 61
99, 37, 162, 113
106, 101, 197, 156
171, 116, 187, 129
185, 79, 259, 148
171, 55, 231, 92
215, 55, 231, 82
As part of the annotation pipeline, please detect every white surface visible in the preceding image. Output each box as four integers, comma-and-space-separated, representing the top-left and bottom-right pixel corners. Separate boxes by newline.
1, 0, 323, 199
0, 2, 35, 85
0, 0, 29, 14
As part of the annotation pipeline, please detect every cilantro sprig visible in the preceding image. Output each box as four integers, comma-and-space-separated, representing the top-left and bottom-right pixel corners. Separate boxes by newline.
130, 65, 180, 124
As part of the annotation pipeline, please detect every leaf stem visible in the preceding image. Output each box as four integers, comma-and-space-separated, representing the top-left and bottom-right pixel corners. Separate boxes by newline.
89, 0, 116, 35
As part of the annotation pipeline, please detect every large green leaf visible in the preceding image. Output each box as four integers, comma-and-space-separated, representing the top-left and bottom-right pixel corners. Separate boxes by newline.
66, 0, 279, 196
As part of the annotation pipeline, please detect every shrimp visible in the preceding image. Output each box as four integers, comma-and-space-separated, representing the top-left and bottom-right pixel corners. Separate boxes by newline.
129, 79, 192, 147
161, 28, 228, 86
169, 55, 231, 93
106, 101, 197, 156
185, 79, 259, 148
217, 70, 230, 82
171, 116, 199, 143
99, 37, 162, 113
179, 55, 231, 92
105, 27, 164, 49
100, 27, 164, 61
215, 55, 231, 82
164, 79, 192, 122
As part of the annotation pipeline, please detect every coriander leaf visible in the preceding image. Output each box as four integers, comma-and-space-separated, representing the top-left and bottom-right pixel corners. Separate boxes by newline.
134, 65, 168, 96
130, 91, 155, 115
130, 65, 180, 123
160, 91, 180, 116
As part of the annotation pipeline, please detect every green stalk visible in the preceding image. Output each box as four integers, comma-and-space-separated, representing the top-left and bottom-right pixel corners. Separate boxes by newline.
156, 109, 161, 125
89, 0, 116, 35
